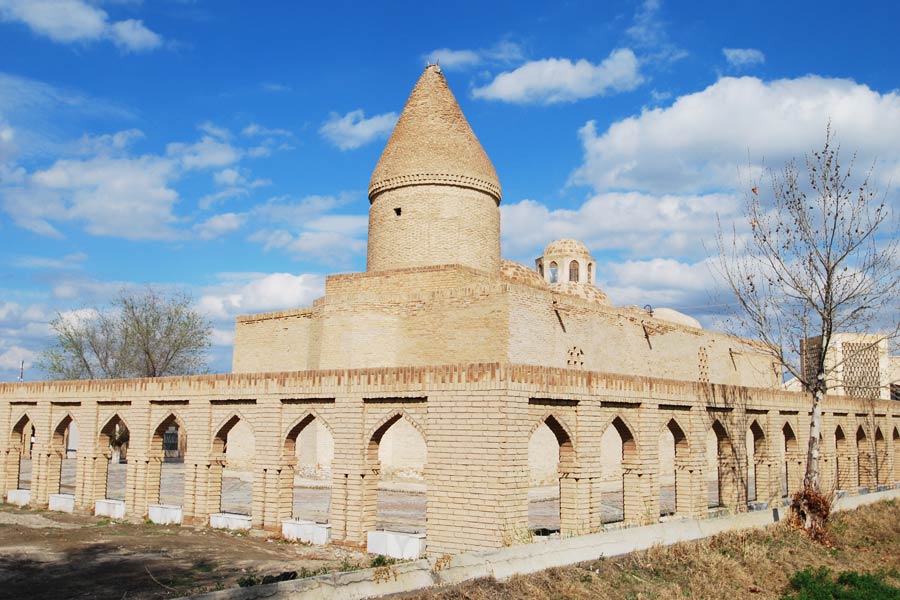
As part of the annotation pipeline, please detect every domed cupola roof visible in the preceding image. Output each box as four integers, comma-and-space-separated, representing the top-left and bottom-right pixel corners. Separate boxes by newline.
368, 65, 502, 204
543, 239, 590, 258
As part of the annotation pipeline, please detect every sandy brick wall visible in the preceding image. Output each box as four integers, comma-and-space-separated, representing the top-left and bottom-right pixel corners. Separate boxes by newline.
1, 363, 897, 556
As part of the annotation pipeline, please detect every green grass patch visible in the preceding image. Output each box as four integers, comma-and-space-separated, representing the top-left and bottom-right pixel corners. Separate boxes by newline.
782, 566, 900, 600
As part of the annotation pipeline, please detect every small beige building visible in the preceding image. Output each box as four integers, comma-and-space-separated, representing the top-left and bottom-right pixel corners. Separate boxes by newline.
1, 65, 898, 556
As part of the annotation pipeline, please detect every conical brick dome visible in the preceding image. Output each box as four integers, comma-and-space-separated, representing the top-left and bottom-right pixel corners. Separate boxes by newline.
368, 65, 502, 204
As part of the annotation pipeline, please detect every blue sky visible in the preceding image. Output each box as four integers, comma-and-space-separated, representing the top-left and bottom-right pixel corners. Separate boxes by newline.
2, 0, 899, 381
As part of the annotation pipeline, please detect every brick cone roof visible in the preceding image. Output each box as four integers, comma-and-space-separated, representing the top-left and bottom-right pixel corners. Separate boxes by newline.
368, 65, 502, 204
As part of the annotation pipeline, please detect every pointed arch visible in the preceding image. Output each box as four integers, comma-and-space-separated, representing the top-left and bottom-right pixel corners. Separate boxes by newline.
11, 412, 34, 440
211, 412, 254, 454
782, 422, 797, 453
893, 428, 900, 484
151, 412, 187, 458
663, 417, 689, 455
366, 409, 426, 446
874, 426, 887, 485
749, 420, 766, 455
529, 413, 575, 445
99, 413, 131, 440
711, 419, 732, 452
51, 413, 76, 454
856, 425, 868, 443
531, 414, 575, 466
98, 413, 130, 459
283, 410, 334, 459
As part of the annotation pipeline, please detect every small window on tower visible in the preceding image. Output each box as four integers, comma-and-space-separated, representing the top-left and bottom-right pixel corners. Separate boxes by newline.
569, 260, 579, 283
537, 262, 544, 277
587, 262, 593, 284
549, 262, 558, 283
394, 207, 402, 216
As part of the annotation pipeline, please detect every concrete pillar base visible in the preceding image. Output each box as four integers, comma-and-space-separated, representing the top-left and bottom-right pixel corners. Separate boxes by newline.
148, 504, 183, 525
367, 530, 425, 559
282, 519, 331, 545
6, 489, 30, 506
48, 493, 74, 513
210, 512, 251, 531
94, 499, 126, 519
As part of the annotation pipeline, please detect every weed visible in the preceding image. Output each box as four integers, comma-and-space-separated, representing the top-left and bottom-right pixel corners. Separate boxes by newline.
781, 566, 900, 599
370, 554, 396, 568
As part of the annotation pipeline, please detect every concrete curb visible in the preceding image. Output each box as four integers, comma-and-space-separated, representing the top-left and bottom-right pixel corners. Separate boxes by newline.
183, 488, 900, 600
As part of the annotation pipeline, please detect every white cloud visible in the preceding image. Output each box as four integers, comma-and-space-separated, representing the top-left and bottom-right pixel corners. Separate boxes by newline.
199, 272, 325, 320
109, 18, 160, 52
571, 76, 900, 195
319, 110, 398, 150
0, 71, 132, 160
0, 345, 37, 371
3, 154, 180, 239
11, 252, 86, 270
472, 49, 644, 104
72, 128, 143, 156
423, 48, 481, 70
501, 192, 738, 261
167, 135, 242, 170
245, 193, 368, 264
213, 168, 242, 186
251, 229, 366, 264
723, 48, 765, 69
241, 123, 292, 138
625, 0, 686, 66
194, 212, 246, 240
305, 214, 368, 237
0, 0, 162, 51
422, 41, 524, 72
260, 82, 291, 93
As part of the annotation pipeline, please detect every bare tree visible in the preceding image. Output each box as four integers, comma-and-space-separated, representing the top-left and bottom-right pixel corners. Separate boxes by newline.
717, 126, 900, 531
39, 287, 213, 380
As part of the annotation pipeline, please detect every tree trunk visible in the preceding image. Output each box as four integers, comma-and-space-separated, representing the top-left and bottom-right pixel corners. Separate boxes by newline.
803, 384, 824, 491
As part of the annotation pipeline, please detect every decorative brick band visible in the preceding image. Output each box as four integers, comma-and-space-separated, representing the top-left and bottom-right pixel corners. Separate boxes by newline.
368, 172, 502, 203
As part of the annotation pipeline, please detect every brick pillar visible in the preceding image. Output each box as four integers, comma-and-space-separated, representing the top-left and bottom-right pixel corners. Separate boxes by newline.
31, 449, 50, 507
89, 455, 110, 504
0, 451, 12, 497
275, 462, 295, 524
329, 471, 371, 545
785, 451, 804, 494
425, 389, 529, 555
45, 451, 63, 498
181, 460, 202, 523
588, 477, 604, 531
890, 435, 900, 485
857, 450, 875, 489
135, 457, 162, 517
622, 464, 656, 524
329, 393, 366, 545
251, 467, 265, 529
73, 453, 92, 512
559, 470, 586, 536
675, 456, 706, 518
754, 457, 775, 502
257, 467, 282, 531
718, 454, 741, 511
359, 471, 378, 542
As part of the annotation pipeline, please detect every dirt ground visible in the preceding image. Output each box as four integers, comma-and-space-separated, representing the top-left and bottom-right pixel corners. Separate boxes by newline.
0, 505, 368, 600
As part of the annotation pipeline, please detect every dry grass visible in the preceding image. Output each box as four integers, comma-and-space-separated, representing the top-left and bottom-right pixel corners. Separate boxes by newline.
407, 500, 900, 600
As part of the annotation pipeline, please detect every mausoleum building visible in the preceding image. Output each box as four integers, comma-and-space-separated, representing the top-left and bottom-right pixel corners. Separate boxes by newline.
1, 65, 898, 557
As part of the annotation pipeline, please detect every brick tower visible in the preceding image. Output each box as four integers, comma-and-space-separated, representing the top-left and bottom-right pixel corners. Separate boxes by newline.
367, 64, 502, 273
